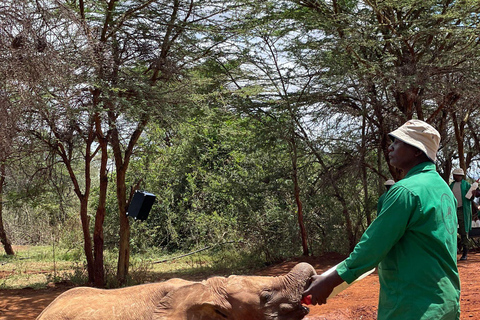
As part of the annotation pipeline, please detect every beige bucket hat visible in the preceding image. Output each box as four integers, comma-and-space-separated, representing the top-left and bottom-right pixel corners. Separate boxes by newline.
384, 179, 395, 186
388, 119, 440, 161
452, 168, 464, 176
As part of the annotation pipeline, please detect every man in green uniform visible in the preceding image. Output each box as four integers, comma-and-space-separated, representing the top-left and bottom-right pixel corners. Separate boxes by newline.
304, 119, 460, 320
449, 168, 472, 261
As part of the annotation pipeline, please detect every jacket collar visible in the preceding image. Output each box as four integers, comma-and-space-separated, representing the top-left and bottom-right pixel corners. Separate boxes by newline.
404, 161, 435, 179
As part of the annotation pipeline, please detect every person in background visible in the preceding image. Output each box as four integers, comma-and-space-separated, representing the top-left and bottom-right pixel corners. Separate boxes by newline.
377, 179, 395, 214
303, 119, 460, 320
472, 189, 480, 223
450, 168, 472, 261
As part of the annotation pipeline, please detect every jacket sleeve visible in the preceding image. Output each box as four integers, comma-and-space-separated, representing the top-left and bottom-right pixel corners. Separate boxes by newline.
337, 185, 416, 283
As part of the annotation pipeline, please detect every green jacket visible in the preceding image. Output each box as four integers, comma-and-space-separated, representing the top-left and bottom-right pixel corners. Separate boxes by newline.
449, 179, 472, 232
337, 162, 460, 320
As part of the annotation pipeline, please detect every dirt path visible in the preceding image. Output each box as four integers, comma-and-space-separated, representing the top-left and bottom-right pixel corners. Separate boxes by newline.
1, 252, 479, 320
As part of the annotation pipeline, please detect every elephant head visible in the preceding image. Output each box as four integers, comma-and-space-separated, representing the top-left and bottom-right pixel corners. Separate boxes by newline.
37, 262, 316, 320
154, 262, 316, 320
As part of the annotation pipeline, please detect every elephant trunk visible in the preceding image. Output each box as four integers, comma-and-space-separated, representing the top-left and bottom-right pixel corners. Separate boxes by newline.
280, 262, 317, 298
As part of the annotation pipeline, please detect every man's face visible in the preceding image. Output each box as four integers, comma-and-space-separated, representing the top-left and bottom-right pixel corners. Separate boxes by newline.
453, 174, 463, 182
388, 139, 419, 171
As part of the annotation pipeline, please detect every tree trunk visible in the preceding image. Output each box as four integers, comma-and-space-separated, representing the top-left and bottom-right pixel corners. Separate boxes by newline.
79, 198, 95, 284
0, 163, 14, 255
93, 197, 106, 287
93, 114, 108, 288
291, 138, 309, 256
108, 114, 148, 284
341, 205, 356, 252
451, 111, 467, 172
360, 113, 371, 225
295, 124, 356, 251
116, 168, 130, 284
377, 145, 383, 201
437, 111, 452, 182
55, 132, 95, 284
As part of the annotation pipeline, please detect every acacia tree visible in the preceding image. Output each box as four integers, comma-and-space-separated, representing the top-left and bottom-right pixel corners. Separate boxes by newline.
0, 0, 98, 280
0, 0, 53, 255
46, 0, 244, 284
286, 0, 480, 248
213, 1, 374, 252
213, 27, 312, 254
294, 0, 480, 178
215, 0, 480, 252
3, 0, 264, 283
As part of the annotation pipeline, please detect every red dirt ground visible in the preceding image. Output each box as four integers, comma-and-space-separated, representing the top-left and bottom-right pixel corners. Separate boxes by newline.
1, 252, 479, 320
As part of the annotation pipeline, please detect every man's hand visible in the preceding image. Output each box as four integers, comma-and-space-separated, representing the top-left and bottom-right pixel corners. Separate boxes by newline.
302, 270, 344, 306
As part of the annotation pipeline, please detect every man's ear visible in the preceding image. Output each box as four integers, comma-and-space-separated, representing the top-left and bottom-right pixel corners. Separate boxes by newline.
153, 283, 232, 320
414, 149, 429, 160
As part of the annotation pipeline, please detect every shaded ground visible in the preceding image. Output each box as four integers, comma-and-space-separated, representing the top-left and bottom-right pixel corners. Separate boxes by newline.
1, 252, 479, 320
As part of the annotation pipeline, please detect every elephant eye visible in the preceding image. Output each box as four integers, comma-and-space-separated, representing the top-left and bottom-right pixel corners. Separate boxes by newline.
260, 290, 273, 302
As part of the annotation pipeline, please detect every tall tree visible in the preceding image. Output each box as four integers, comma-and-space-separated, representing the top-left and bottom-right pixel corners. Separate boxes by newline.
51, 0, 244, 283
0, 0, 51, 255
217, 0, 480, 251
294, 0, 480, 177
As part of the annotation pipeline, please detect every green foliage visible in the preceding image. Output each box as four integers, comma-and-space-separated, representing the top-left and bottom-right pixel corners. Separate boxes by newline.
121, 102, 306, 261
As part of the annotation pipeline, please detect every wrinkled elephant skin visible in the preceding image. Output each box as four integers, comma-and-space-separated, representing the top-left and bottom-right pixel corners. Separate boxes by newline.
36, 262, 316, 320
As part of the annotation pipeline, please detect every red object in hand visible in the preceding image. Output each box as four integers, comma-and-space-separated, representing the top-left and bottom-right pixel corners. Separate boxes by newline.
301, 295, 312, 305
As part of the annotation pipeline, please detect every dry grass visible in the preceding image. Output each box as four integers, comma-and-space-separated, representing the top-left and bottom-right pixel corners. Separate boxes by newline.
0, 245, 262, 289
0, 246, 77, 289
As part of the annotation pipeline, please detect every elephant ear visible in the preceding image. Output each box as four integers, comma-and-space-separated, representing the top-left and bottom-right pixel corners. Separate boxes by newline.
153, 282, 232, 320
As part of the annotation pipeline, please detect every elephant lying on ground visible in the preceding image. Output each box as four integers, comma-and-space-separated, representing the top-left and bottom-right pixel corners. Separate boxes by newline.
36, 262, 316, 320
